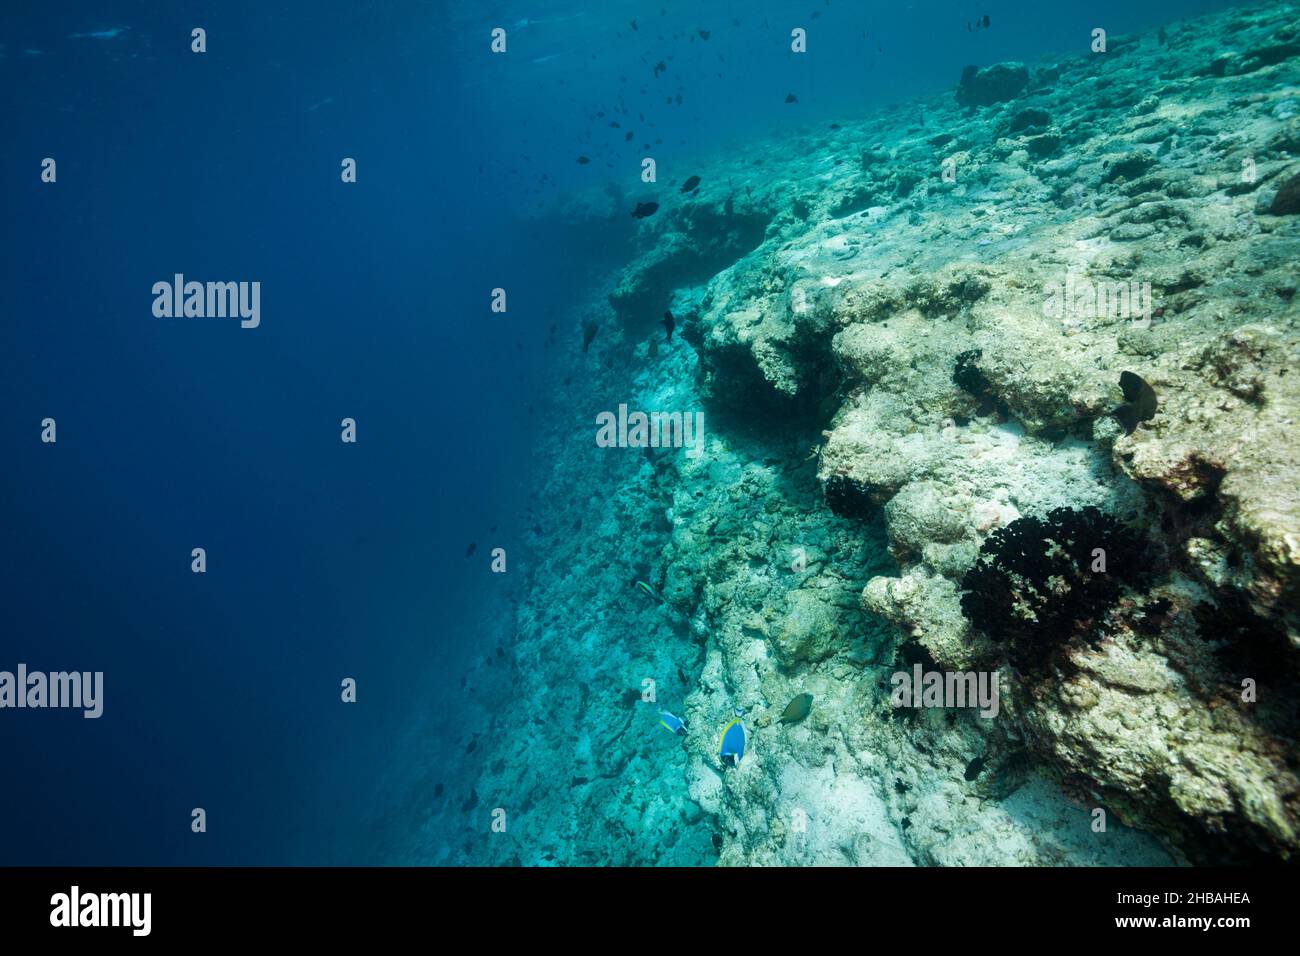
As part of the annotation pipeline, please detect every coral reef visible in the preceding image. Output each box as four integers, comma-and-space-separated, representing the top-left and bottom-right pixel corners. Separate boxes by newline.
626, 1, 1300, 863
378, 1, 1299, 866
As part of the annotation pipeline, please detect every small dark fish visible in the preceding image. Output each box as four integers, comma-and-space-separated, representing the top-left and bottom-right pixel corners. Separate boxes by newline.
634, 581, 664, 604
779, 692, 814, 725
1114, 371, 1158, 434
465, 542, 477, 558
680, 174, 701, 193
724, 196, 734, 215
829, 123, 841, 130
653, 60, 666, 78
625, 130, 634, 141
964, 755, 986, 781
576, 155, 590, 164
663, 311, 676, 341
630, 18, 638, 30
434, 783, 444, 798
982, 14, 990, 28
631, 201, 659, 218
582, 319, 599, 353
784, 93, 798, 104
698, 29, 710, 40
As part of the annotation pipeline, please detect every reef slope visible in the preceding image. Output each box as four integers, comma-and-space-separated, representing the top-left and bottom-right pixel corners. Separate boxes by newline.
409, 2, 1299, 865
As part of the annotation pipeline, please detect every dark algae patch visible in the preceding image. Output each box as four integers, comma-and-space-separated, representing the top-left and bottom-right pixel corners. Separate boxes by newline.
960, 506, 1150, 674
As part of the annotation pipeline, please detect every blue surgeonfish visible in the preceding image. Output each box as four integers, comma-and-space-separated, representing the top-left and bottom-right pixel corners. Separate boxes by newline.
719, 711, 748, 766
659, 711, 687, 736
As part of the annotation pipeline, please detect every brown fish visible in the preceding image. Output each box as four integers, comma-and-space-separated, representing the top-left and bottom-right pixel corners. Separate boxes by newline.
778, 693, 813, 724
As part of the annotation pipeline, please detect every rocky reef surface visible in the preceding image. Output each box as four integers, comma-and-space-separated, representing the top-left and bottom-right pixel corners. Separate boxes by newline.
378, 2, 1299, 865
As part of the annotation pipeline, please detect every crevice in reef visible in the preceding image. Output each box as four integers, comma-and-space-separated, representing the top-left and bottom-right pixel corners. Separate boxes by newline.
609, 203, 773, 335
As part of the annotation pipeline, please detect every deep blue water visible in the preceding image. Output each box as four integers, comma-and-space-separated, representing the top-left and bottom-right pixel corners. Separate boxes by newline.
1, 0, 1243, 865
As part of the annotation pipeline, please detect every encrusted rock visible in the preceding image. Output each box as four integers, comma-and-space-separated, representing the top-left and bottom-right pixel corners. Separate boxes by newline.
956, 62, 1030, 107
